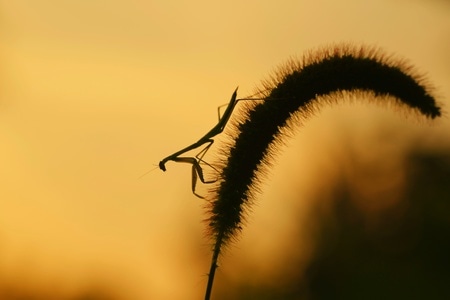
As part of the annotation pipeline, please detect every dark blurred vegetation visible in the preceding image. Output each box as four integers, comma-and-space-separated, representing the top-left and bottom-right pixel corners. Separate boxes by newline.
218, 142, 450, 299
303, 148, 450, 300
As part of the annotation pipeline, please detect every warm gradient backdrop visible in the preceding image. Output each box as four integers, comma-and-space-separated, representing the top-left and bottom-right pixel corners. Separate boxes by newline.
1, 1, 449, 299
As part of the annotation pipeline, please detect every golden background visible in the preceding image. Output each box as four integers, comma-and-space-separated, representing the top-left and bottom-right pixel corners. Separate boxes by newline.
1, 1, 449, 299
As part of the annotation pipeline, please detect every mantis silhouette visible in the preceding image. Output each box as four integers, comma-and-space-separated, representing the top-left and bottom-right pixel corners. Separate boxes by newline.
159, 87, 242, 198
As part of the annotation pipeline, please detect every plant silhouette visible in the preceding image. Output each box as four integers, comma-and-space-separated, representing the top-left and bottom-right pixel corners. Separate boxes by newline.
202, 44, 441, 300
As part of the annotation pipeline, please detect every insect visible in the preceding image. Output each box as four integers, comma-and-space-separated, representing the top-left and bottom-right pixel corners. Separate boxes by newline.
159, 87, 247, 198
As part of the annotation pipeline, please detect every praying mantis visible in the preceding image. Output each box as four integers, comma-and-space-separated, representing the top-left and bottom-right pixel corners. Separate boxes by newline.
159, 87, 242, 198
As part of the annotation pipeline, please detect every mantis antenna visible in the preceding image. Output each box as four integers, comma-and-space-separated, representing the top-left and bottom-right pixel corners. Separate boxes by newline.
159, 87, 251, 198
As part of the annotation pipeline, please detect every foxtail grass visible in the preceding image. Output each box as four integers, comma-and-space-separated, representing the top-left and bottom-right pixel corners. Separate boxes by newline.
203, 44, 441, 300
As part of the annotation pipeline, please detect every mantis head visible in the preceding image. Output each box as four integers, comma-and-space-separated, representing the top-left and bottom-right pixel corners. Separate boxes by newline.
159, 160, 167, 172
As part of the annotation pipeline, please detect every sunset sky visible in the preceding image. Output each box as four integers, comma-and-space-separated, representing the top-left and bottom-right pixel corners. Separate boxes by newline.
1, 1, 449, 299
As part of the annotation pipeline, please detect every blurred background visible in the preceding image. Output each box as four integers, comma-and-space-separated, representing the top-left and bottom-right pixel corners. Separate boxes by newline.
1, 0, 449, 299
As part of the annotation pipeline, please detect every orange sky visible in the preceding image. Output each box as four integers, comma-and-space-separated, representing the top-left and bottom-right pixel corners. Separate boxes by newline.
1, 1, 449, 299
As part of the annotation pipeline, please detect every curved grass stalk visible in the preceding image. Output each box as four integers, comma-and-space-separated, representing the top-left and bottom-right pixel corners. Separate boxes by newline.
203, 44, 441, 300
